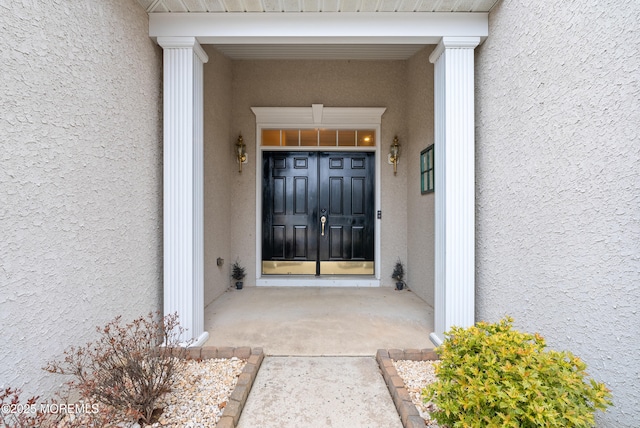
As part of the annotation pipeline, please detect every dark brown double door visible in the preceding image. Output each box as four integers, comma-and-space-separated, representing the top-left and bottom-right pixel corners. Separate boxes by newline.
262, 152, 375, 275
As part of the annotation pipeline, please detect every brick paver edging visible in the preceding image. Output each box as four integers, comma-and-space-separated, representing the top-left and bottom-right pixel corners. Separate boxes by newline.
185, 346, 264, 428
377, 349, 439, 428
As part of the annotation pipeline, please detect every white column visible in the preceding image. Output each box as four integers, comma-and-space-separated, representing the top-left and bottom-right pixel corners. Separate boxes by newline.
429, 37, 480, 346
157, 37, 209, 346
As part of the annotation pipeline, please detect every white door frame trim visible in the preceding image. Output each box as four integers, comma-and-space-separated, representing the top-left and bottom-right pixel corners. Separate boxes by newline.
252, 105, 386, 287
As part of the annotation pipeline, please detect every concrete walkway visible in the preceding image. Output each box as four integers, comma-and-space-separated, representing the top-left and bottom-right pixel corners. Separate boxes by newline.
204, 287, 434, 427
203, 287, 434, 355
237, 356, 403, 428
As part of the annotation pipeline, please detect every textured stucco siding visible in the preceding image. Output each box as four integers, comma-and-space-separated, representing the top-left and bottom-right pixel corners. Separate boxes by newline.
228, 60, 411, 287
406, 46, 436, 305
203, 47, 234, 305
476, 0, 639, 426
0, 0, 163, 397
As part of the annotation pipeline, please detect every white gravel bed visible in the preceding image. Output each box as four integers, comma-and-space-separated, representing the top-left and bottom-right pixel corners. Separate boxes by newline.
56, 357, 246, 428
392, 359, 440, 427
151, 357, 246, 427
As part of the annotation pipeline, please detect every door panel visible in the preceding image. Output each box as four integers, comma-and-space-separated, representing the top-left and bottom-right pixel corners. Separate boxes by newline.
273, 177, 285, 214
329, 226, 343, 259
293, 225, 308, 258
271, 226, 285, 258
293, 177, 308, 214
351, 226, 366, 259
318, 153, 374, 273
262, 152, 318, 269
262, 151, 374, 275
351, 178, 365, 214
329, 178, 343, 214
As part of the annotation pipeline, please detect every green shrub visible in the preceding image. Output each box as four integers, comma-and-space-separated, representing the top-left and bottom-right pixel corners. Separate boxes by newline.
423, 317, 612, 427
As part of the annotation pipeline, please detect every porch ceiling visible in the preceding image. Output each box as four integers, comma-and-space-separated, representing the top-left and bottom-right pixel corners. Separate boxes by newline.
139, 0, 499, 13
139, 0, 498, 60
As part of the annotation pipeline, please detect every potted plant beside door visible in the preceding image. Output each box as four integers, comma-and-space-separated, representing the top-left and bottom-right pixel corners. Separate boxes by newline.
231, 259, 246, 290
392, 259, 406, 290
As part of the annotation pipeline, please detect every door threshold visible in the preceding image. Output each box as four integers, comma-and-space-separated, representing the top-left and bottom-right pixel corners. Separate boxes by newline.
256, 276, 380, 287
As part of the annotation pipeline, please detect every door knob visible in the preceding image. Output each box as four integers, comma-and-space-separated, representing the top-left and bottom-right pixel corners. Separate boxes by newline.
320, 215, 327, 236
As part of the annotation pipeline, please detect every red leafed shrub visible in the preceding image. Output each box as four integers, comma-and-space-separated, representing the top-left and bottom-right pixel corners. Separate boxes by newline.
44, 312, 189, 425
0, 387, 52, 428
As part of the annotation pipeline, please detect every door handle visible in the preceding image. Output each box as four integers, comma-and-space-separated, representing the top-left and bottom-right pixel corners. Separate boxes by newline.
320, 215, 327, 236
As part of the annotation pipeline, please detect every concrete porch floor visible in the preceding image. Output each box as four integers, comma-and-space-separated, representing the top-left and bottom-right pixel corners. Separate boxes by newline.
203, 287, 434, 355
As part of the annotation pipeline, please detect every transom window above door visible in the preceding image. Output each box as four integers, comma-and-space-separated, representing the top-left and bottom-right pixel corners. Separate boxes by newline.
262, 129, 376, 147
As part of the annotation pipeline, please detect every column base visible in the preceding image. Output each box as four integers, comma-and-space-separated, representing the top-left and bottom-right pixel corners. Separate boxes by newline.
429, 332, 443, 347
185, 331, 209, 348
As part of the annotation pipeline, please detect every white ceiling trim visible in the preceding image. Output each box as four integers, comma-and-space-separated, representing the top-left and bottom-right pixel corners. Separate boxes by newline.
149, 12, 489, 45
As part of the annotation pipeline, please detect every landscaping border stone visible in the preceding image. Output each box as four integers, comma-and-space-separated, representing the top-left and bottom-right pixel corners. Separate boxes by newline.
186, 346, 264, 428
377, 349, 439, 428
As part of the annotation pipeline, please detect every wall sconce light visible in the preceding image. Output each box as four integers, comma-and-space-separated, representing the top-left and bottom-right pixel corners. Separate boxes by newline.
235, 135, 247, 172
388, 136, 400, 175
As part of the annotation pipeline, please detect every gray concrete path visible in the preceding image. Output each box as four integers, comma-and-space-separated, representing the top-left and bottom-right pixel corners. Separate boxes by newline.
204, 287, 434, 355
237, 356, 403, 428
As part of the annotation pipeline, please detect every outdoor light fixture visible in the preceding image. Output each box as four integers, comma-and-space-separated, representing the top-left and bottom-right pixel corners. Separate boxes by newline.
388, 136, 400, 175
235, 135, 247, 172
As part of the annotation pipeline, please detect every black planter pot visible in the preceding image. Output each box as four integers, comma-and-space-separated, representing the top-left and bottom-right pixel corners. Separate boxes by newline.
235, 281, 243, 290
396, 281, 404, 290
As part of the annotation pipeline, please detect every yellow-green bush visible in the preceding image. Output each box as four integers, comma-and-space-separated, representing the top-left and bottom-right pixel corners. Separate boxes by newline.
423, 317, 612, 427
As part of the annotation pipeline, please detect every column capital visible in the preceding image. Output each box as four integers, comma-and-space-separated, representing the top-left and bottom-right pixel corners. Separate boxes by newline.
157, 36, 209, 64
429, 36, 481, 64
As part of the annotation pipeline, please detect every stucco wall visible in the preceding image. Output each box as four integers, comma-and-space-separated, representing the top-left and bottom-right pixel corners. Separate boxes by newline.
476, 0, 639, 425
227, 59, 410, 286
203, 47, 234, 305
0, 0, 163, 397
406, 47, 436, 305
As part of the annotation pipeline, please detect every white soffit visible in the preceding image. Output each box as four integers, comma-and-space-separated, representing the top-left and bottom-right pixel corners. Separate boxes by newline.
141, 0, 500, 13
